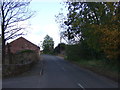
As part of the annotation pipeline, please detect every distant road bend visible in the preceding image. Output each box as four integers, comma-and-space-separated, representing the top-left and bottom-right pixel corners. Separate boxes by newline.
3, 55, 118, 88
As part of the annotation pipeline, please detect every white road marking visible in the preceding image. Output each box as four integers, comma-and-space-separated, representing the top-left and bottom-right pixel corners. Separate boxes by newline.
77, 83, 85, 90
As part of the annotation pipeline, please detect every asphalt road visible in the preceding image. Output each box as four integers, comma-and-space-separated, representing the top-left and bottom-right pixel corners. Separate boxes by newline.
0, 44, 2, 89
2, 55, 118, 88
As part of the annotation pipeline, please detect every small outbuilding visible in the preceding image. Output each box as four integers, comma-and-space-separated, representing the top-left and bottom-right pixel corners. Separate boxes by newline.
6, 37, 40, 54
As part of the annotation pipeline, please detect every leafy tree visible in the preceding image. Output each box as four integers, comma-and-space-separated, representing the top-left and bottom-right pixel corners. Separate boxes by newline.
56, 2, 120, 62
99, 25, 120, 61
63, 2, 119, 42
0, 0, 34, 64
42, 35, 54, 54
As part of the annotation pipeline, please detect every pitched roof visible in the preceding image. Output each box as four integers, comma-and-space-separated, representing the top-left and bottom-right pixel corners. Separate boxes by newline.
9, 37, 39, 48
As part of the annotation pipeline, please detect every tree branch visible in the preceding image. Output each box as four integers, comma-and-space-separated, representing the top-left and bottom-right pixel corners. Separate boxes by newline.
1, 0, 34, 41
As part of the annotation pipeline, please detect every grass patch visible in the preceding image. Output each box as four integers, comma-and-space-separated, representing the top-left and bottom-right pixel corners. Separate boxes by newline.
65, 58, 119, 82
57, 54, 65, 58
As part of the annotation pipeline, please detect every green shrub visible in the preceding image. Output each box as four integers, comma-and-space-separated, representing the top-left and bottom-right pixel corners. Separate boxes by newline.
65, 40, 104, 61
66, 44, 92, 61
17, 49, 35, 54
10, 49, 39, 64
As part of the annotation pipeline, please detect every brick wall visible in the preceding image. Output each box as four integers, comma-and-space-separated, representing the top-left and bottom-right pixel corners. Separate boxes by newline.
6, 37, 40, 54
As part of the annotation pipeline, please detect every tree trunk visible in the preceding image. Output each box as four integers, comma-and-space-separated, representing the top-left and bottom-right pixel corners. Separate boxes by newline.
1, 4, 5, 64
2, 24, 5, 64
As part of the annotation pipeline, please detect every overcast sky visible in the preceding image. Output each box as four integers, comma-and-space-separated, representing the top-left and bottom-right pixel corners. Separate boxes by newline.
6, 0, 67, 50
24, 0, 67, 49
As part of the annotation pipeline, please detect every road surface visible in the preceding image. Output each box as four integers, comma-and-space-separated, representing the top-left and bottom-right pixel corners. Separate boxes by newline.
0, 65, 1, 90
3, 55, 118, 88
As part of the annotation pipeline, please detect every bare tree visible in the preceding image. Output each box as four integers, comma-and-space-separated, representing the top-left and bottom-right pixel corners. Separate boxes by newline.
0, 0, 34, 64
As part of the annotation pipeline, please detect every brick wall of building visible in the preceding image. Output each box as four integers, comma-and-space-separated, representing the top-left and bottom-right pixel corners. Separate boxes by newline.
6, 37, 40, 54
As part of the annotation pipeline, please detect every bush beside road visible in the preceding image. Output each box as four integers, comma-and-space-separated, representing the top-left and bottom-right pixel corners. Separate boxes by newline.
58, 44, 119, 83
3, 50, 40, 78
65, 59, 119, 83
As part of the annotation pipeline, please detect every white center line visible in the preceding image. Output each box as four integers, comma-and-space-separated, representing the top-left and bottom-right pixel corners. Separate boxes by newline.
77, 83, 85, 90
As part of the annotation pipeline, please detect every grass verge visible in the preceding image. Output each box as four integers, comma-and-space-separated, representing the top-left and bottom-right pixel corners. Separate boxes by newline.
63, 56, 119, 83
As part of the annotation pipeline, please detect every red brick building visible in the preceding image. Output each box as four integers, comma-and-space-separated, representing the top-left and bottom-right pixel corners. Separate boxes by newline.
6, 37, 40, 54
